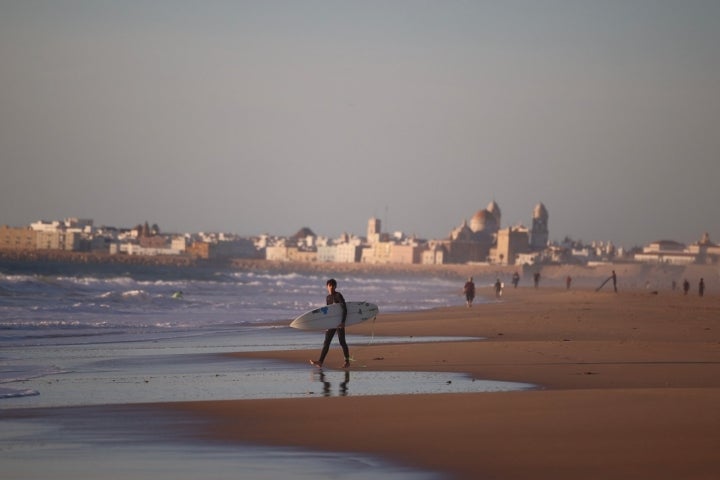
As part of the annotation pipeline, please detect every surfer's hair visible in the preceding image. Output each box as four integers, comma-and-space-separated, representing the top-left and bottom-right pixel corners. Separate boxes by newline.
326, 279, 337, 288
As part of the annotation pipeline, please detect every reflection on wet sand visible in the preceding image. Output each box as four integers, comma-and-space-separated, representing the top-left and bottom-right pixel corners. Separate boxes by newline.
312, 370, 351, 397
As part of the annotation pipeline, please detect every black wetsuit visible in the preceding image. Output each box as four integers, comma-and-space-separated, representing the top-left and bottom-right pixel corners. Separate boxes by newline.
318, 291, 349, 364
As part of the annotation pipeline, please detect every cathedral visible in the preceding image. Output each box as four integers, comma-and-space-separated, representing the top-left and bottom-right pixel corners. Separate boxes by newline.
443, 200, 549, 264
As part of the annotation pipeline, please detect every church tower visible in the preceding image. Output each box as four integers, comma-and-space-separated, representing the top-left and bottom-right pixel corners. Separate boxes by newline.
530, 203, 549, 250
367, 217, 381, 244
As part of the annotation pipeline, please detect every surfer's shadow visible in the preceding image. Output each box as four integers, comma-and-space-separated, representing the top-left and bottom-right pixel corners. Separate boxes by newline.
311, 370, 351, 397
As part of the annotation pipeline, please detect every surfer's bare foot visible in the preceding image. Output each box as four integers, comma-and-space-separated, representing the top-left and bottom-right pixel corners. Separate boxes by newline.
342, 360, 350, 369
310, 360, 322, 368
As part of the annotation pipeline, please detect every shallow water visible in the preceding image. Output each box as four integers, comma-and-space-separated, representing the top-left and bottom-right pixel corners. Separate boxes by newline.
1, 328, 532, 408
0, 330, 532, 480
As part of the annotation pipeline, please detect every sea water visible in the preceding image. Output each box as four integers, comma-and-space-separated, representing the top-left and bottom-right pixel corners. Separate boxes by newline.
0, 261, 461, 348
0, 261, 531, 479
0, 261, 491, 400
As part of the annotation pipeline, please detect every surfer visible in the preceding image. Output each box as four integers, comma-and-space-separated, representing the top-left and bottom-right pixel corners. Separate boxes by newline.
310, 279, 351, 369
596, 271, 619, 293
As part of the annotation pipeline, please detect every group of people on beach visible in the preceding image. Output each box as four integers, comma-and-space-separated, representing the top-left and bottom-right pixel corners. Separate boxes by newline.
312, 273, 532, 369
463, 275, 513, 307
309, 271, 708, 370
677, 278, 705, 296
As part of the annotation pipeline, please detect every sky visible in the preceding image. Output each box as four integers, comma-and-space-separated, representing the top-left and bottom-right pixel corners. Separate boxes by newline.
1, 0, 719, 248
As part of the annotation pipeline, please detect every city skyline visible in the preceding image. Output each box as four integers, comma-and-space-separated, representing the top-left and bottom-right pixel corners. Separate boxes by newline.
2, 1, 719, 248
4, 208, 715, 251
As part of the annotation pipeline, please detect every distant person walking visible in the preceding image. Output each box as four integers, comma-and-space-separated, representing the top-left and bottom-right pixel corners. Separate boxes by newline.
310, 279, 350, 369
683, 279, 690, 295
463, 277, 476, 308
699, 278, 705, 297
494, 278, 503, 299
512, 271, 520, 288
566, 276, 572, 290
533, 272, 541, 289
612, 270, 617, 293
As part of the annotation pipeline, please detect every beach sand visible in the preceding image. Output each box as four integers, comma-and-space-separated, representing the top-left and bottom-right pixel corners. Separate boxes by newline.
164, 287, 720, 479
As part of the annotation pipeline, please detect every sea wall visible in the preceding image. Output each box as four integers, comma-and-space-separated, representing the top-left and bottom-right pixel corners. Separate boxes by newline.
0, 249, 197, 267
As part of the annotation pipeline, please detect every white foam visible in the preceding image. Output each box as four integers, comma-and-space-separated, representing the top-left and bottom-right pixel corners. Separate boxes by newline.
0, 387, 40, 399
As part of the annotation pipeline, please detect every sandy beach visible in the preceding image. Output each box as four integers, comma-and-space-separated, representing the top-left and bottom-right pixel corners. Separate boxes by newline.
163, 286, 720, 479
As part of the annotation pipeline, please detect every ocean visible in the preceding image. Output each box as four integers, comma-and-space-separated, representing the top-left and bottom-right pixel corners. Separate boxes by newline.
0, 261, 462, 348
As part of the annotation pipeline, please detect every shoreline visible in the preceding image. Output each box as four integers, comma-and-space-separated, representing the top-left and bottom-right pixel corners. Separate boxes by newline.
163, 287, 720, 479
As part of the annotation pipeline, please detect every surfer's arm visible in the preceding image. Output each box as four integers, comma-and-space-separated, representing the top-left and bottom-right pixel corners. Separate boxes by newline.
338, 294, 347, 327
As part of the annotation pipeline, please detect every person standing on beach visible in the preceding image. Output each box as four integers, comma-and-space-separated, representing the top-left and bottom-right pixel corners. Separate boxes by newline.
310, 279, 351, 369
612, 270, 617, 292
494, 278, 503, 298
512, 271, 520, 288
533, 272, 541, 289
566, 276, 572, 290
683, 279, 690, 295
699, 278, 705, 297
464, 277, 476, 307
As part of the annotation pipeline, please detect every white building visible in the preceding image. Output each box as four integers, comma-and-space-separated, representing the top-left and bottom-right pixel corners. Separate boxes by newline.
634, 240, 696, 264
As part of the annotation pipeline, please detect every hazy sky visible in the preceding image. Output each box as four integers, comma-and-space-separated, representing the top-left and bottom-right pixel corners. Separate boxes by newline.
2, 1, 718, 248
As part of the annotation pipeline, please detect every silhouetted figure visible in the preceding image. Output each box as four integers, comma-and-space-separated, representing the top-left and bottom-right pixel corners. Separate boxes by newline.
494, 278, 503, 298
511, 271, 520, 288
683, 279, 690, 295
612, 270, 617, 293
310, 279, 350, 369
566, 276, 572, 290
699, 278, 705, 297
596, 271, 618, 292
463, 277, 476, 308
533, 272, 540, 289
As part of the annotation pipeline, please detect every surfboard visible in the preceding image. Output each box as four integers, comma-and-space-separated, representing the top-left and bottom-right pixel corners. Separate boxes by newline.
595, 276, 612, 292
289, 301, 379, 331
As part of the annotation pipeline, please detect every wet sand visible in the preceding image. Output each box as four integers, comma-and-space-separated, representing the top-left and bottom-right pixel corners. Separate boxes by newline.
165, 287, 720, 479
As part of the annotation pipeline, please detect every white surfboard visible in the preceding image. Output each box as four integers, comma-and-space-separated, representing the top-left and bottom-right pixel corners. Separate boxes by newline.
289, 301, 379, 331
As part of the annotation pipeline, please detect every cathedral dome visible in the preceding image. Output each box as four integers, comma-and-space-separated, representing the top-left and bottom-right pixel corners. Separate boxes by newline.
470, 209, 498, 233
